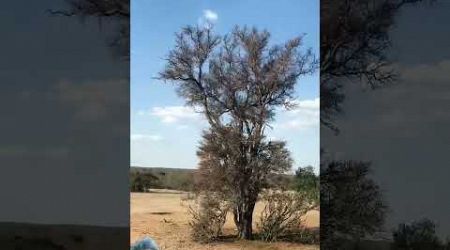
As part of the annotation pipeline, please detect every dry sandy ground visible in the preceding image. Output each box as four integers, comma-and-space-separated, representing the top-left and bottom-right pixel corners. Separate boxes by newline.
131, 191, 319, 250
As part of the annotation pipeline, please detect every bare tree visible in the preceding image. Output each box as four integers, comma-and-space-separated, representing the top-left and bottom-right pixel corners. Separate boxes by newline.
159, 25, 316, 239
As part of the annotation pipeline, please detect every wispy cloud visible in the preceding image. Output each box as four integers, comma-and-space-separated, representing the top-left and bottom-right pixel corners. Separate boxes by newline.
138, 106, 203, 124
289, 98, 320, 113
275, 97, 320, 130
140, 98, 319, 131
131, 134, 163, 142
277, 119, 318, 130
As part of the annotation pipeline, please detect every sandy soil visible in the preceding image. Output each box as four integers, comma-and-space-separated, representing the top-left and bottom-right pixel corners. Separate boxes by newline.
131, 191, 319, 250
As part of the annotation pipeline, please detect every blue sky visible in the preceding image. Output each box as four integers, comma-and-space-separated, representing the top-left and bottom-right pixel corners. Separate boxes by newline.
131, 0, 319, 173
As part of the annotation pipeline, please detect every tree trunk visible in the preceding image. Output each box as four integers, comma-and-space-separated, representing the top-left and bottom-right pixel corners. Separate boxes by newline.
234, 201, 256, 240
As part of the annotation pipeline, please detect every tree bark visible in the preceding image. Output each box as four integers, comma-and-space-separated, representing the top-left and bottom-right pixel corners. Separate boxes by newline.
234, 200, 256, 240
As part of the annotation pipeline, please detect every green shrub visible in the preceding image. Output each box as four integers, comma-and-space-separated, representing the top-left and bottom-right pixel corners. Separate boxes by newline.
293, 166, 319, 207
130, 172, 159, 192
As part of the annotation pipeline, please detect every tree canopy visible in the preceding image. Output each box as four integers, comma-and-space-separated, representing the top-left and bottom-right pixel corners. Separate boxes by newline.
159, 25, 317, 239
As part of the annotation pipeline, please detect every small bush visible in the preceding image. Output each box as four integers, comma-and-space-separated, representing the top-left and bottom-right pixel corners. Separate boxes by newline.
130, 172, 159, 192
188, 192, 230, 243
257, 190, 311, 242
293, 166, 319, 208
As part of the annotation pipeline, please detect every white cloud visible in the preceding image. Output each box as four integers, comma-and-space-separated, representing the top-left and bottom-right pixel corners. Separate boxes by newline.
276, 97, 320, 130
140, 98, 319, 131
138, 106, 203, 124
131, 134, 163, 142
198, 9, 218, 28
278, 119, 318, 130
203, 9, 218, 22
136, 110, 146, 116
287, 98, 320, 115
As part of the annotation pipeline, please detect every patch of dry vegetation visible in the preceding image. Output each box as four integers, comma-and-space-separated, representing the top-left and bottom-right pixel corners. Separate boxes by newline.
130, 191, 319, 250
257, 190, 315, 242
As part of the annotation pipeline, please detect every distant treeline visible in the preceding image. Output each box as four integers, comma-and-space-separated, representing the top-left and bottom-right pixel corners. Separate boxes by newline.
130, 167, 196, 192
130, 166, 318, 196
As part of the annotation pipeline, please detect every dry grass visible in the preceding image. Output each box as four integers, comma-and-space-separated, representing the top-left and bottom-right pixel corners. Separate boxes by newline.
131, 191, 319, 250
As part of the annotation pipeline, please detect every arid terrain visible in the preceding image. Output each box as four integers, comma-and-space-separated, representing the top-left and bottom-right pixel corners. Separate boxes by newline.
131, 191, 320, 250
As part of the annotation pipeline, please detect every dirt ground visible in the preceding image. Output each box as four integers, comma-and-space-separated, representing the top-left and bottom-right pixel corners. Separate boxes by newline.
131, 191, 319, 250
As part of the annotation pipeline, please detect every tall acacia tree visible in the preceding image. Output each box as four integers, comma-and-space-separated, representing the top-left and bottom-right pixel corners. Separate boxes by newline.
159, 26, 316, 239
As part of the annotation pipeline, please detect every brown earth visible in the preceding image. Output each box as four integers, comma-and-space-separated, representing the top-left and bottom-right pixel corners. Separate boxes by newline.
131, 191, 319, 250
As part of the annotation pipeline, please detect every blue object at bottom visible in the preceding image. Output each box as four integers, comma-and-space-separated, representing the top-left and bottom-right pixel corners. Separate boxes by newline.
130, 237, 159, 250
